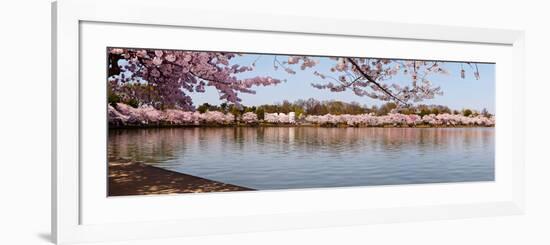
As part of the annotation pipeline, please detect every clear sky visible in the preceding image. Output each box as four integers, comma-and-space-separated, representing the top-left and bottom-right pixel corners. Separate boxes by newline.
189, 53, 496, 114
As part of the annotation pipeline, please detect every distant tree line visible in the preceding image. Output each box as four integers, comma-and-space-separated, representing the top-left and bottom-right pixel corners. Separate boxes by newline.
193, 98, 493, 119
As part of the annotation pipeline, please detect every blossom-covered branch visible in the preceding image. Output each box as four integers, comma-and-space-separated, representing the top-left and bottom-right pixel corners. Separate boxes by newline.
285, 56, 480, 105
108, 48, 484, 111
108, 48, 283, 110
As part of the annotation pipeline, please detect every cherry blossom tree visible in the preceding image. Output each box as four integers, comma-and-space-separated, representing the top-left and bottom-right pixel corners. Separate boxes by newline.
278, 56, 480, 105
108, 48, 481, 111
108, 103, 494, 128
241, 112, 259, 124
108, 48, 283, 110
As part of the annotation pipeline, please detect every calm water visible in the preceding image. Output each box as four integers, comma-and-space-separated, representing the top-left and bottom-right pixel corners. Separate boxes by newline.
108, 127, 495, 190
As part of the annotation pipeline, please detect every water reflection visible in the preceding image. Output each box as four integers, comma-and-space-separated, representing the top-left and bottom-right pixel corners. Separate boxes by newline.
108, 127, 495, 189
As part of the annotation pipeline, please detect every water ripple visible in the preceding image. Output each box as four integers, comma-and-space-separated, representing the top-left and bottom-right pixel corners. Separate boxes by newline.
108, 127, 495, 190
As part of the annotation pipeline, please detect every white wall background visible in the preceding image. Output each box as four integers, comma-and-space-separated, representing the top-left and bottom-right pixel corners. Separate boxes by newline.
1, 0, 548, 244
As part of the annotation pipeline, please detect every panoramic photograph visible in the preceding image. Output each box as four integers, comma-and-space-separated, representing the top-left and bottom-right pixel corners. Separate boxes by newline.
107, 47, 495, 196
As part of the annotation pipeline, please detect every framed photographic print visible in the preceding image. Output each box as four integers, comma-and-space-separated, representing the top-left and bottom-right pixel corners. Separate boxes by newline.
106, 48, 497, 196
52, 0, 525, 244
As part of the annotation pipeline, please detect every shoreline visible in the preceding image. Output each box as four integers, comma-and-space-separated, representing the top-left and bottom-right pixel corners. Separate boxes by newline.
108, 124, 495, 130
108, 161, 254, 196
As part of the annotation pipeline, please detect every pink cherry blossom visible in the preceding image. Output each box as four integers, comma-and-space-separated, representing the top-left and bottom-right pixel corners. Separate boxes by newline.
108, 48, 283, 110
109, 103, 494, 127
242, 112, 259, 124
109, 48, 484, 113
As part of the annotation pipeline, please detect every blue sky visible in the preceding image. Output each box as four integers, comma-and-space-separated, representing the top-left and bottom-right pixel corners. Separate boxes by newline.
189, 54, 495, 113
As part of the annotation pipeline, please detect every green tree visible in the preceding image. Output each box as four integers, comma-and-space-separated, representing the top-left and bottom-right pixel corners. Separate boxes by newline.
462, 109, 473, 117
377, 102, 397, 116
197, 103, 210, 113
256, 108, 265, 120
229, 104, 243, 118
481, 108, 492, 118
220, 102, 228, 113
108, 92, 122, 107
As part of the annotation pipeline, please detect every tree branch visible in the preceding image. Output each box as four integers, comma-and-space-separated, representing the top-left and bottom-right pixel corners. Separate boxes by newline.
345, 57, 407, 105
108, 53, 122, 77
341, 76, 363, 87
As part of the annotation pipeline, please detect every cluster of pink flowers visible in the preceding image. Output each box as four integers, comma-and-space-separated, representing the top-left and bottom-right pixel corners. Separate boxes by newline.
421, 113, 495, 126
264, 113, 289, 123
109, 48, 283, 110
305, 113, 494, 127
109, 103, 236, 126
241, 112, 259, 124
307, 59, 455, 104
305, 113, 419, 126
110, 48, 485, 113
109, 103, 494, 127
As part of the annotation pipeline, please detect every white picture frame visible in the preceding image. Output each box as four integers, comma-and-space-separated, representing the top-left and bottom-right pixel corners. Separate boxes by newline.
52, 0, 525, 244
